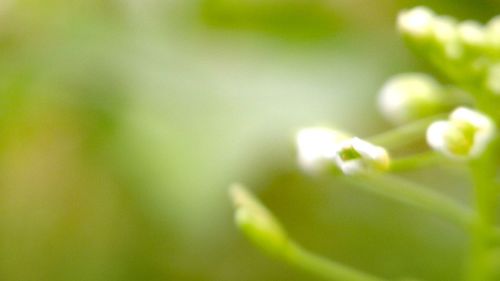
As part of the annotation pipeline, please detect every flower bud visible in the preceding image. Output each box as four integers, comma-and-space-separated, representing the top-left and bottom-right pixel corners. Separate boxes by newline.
433, 16, 462, 59
295, 127, 348, 174
426, 107, 496, 159
458, 21, 486, 50
230, 184, 290, 257
378, 73, 446, 124
398, 7, 435, 40
486, 15, 500, 49
334, 138, 390, 175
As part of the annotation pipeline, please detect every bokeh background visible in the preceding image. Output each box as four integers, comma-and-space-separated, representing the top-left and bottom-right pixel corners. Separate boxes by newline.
0, 1, 499, 280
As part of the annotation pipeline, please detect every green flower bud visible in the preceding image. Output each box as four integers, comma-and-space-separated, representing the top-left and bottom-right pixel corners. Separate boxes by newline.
230, 184, 290, 257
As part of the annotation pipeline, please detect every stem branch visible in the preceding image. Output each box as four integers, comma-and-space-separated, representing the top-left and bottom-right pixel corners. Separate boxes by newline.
341, 172, 474, 230
285, 243, 387, 281
368, 114, 447, 148
465, 144, 499, 281
389, 151, 442, 172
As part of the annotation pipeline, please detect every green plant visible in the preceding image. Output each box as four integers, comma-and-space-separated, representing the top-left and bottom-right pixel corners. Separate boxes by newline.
230, 7, 500, 281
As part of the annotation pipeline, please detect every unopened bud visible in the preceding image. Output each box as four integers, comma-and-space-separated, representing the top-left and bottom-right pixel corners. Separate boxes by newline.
486, 16, 500, 49
378, 73, 446, 124
230, 184, 290, 257
458, 21, 486, 50
398, 7, 435, 40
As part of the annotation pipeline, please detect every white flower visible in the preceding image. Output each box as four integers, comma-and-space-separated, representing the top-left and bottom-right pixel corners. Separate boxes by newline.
334, 138, 390, 175
426, 107, 496, 159
295, 128, 348, 173
458, 21, 486, 49
486, 16, 500, 48
398, 7, 435, 39
378, 73, 444, 124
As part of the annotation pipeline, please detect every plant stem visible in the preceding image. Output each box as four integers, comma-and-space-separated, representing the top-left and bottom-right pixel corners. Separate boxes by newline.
341, 172, 474, 230
368, 114, 448, 148
389, 151, 442, 172
232, 185, 391, 281
285, 243, 387, 281
465, 144, 499, 281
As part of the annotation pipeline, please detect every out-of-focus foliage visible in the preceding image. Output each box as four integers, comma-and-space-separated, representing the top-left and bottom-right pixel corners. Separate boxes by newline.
0, 1, 498, 281
199, 0, 342, 39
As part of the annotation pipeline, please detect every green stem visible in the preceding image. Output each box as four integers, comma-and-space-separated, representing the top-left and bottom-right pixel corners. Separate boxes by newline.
368, 114, 447, 148
232, 184, 392, 281
341, 172, 474, 230
285, 243, 387, 281
465, 144, 499, 281
390, 151, 442, 172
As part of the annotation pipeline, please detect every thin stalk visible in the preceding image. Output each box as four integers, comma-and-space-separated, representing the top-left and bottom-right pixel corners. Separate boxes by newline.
232, 184, 391, 281
285, 243, 387, 281
341, 172, 474, 230
368, 114, 447, 148
465, 144, 499, 281
390, 151, 442, 172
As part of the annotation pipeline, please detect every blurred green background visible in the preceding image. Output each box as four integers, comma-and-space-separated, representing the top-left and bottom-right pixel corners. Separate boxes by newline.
0, 1, 499, 280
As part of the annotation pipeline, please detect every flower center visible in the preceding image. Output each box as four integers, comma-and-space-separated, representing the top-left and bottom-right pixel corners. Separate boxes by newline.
338, 146, 362, 162
444, 121, 478, 156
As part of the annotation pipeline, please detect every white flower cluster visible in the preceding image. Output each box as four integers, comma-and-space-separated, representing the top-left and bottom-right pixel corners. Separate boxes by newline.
296, 128, 389, 175
398, 6, 500, 95
378, 73, 446, 124
427, 107, 496, 159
